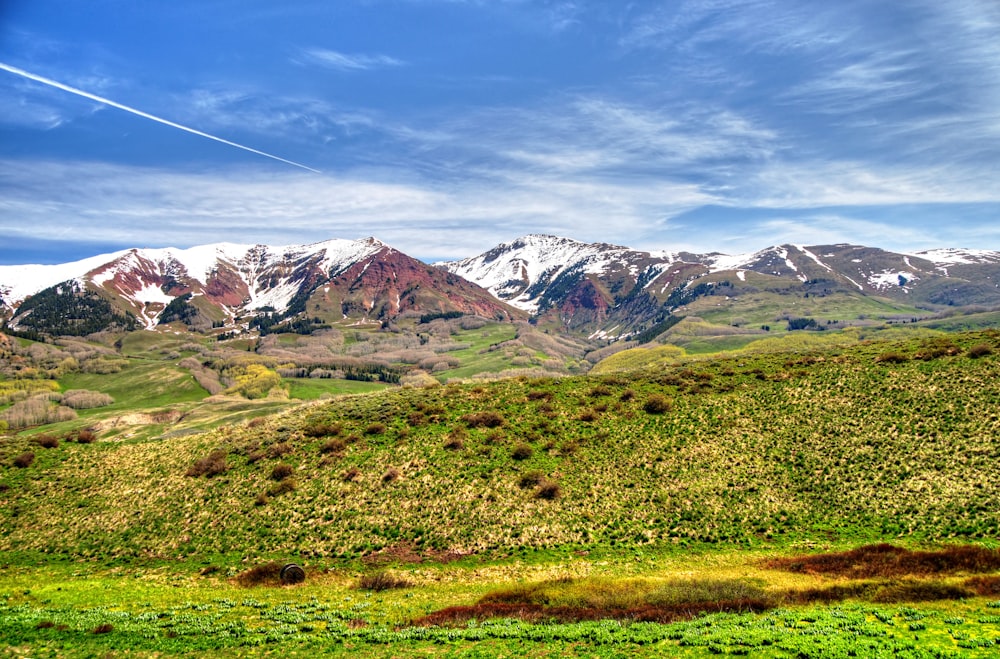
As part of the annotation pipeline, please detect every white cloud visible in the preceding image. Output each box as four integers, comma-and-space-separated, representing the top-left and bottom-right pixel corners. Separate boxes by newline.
297, 48, 405, 72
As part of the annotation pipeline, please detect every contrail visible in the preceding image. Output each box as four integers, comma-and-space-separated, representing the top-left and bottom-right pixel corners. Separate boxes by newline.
0, 62, 321, 173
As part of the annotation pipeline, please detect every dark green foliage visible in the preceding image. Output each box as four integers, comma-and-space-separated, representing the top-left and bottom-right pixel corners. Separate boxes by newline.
631, 314, 684, 344
419, 310, 464, 324
14, 280, 138, 336
787, 317, 819, 331
157, 293, 197, 325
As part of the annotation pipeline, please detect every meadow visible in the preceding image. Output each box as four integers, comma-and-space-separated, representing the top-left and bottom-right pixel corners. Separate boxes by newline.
2, 326, 1000, 656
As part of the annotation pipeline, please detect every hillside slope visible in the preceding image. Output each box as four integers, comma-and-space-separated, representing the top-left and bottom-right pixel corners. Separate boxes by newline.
1, 330, 997, 560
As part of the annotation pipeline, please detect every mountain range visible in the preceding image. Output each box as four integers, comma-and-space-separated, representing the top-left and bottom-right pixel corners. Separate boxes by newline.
2, 234, 999, 339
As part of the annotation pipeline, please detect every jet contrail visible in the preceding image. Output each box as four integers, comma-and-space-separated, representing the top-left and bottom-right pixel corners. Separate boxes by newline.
0, 62, 321, 173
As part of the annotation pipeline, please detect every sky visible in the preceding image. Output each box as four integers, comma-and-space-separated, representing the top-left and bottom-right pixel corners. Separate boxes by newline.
1, 0, 999, 265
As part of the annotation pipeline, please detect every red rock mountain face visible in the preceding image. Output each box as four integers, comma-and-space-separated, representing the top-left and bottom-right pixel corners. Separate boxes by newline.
324, 247, 521, 322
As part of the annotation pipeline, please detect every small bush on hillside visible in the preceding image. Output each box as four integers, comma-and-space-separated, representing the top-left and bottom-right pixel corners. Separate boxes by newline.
320, 438, 346, 454
270, 463, 294, 481
267, 442, 292, 459
302, 419, 342, 437
358, 571, 412, 591
968, 343, 993, 358
511, 443, 533, 461
13, 452, 35, 468
485, 430, 505, 445
535, 479, 561, 500
619, 389, 636, 402
577, 409, 598, 422
32, 434, 59, 449
643, 394, 672, 414
875, 352, 909, 364
382, 467, 401, 483
461, 411, 505, 428
254, 492, 269, 507
518, 470, 545, 488
74, 429, 97, 444
268, 479, 296, 496
365, 422, 387, 435
92, 623, 114, 634
443, 435, 464, 451
342, 467, 360, 482
186, 449, 228, 477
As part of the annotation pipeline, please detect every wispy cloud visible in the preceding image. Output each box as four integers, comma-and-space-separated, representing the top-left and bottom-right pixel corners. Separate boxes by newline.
297, 48, 405, 72
0, 63, 321, 172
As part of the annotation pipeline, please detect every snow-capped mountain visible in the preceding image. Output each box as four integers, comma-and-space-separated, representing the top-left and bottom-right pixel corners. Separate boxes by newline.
0, 238, 521, 335
3, 234, 999, 339
439, 236, 1000, 337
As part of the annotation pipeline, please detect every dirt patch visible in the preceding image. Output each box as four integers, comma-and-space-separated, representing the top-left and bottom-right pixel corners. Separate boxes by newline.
765, 543, 1000, 579
90, 409, 185, 435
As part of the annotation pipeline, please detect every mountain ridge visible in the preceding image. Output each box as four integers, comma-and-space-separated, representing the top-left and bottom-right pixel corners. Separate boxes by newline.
3, 234, 999, 338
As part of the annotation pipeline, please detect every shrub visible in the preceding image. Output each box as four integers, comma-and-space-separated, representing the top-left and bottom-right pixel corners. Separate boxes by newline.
358, 571, 412, 591
342, 467, 360, 482
382, 467, 401, 483
535, 479, 561, 500
968, 343, 993, 358
268, 442, 293, 459
32, 434, 59, 449
577, 409, 598, 422
511, 443, 533, 461
643, 394, 672, 414
518, 470, 545, 488
320, 438, 346, 454
254, 492, 269, 507
461, 411, 505, 428
875, 351, 909, 364
268, 478, 296, 496
303, 419, 342, 437
186, 449, 228, 477
75, 429, 97, 444
270, 463, 295, 481
92, 623, 114, 634
13, 452, 35, 468
443, 435, 464, 451
365, 422, 387, 435
619, 389, 636, 402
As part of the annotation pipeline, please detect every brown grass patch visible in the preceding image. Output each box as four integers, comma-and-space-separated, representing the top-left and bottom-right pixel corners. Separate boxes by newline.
357, 571, 413, 591
234, 561, 284, 587
13, 452, 35, 468
765, 543, 1000, 578
185, 449, 228, 478
965, 575, 1000, 596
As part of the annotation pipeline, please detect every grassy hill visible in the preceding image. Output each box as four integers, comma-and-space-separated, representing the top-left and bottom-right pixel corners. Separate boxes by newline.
3, 330, 999, 560
2, 328, 1000, 657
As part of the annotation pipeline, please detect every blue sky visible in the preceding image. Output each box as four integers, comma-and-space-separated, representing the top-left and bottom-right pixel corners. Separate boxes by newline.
1, 0, 999, 264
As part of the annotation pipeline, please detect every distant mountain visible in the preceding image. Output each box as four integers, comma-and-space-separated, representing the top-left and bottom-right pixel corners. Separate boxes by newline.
3, 234, 999, 339
0, 238, 522, 336
439, 235, 1000, 338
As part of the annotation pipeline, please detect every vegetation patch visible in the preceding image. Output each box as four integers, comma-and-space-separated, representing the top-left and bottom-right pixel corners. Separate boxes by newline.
766, 544, 1000, 579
